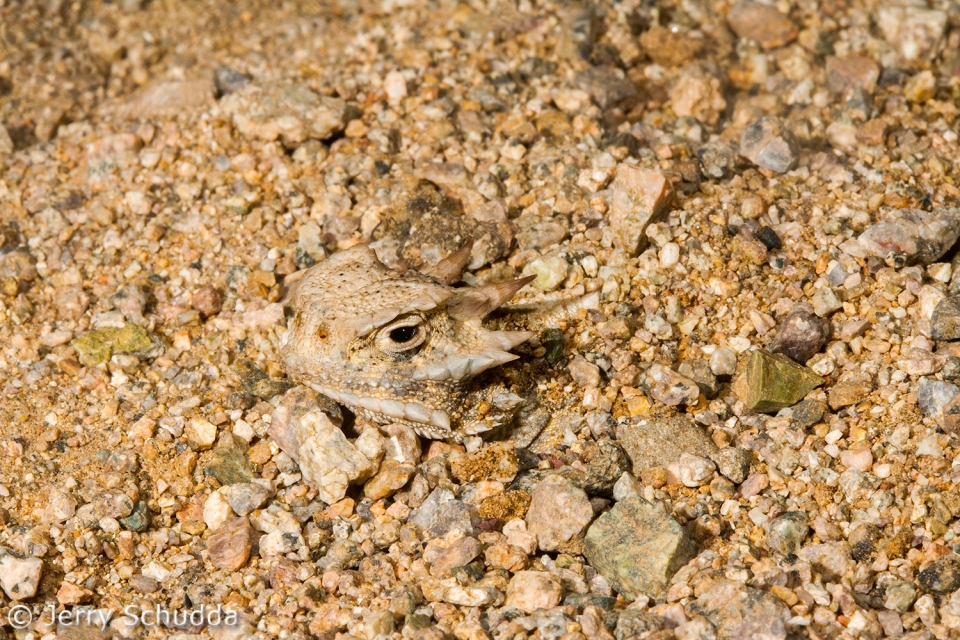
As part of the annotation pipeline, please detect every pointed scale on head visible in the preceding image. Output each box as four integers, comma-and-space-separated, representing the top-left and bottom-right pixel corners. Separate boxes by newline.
281, 243, 534, 439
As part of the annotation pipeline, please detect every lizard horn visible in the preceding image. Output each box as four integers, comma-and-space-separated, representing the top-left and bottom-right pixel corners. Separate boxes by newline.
420, 240, 474, 284
447, 276, 535, 319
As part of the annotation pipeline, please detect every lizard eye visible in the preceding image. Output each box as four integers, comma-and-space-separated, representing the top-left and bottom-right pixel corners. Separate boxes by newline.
377, 316, 427, 354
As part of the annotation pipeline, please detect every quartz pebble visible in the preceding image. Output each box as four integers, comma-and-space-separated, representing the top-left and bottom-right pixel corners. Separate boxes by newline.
525, 474, 593, 551
739, 116, 799, 174
0, 547, 43, 600
609, 165, 674, 256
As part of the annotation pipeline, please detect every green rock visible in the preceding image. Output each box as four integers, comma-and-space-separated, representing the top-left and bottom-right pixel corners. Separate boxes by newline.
204, 433, 253, 485
932, 296, 960, 341
737, 350, 823, 414
233, 359, 293, 399
71, 322, 157, 366
584, 497, 696, 601
119, 501, 151, 532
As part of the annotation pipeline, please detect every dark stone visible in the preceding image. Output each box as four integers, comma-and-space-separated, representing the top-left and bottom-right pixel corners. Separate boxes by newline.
119, 501, 150, 532
678, 358, 719, 399
932, 296, 960, 341
581, 440, 631, 496
214, 66, 253, 95
769, 303, 829, 364
234, 359, 294, 399
784, 399, 827, 428
919, 553, 960, 594
204, 433, 253, 485
848, 523, 882, 562
766, 512, 809, 556
755, 226, 782, 251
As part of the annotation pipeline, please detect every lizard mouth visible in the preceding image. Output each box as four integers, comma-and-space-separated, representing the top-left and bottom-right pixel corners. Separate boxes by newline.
310, 385, 451, 432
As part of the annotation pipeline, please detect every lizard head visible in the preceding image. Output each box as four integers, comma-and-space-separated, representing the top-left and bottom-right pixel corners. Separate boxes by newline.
280, 243, 534, 440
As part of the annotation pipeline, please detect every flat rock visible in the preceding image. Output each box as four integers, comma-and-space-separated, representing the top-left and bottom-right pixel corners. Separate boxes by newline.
766, 511, 809, 556
584, 496, 696, 601
727, 1, 797, 50
739, 116, 799, 174
736, 350, 824, 413
618, 415, 717, 473
877, 5, 947, 62
690, 579, 789, 640
858, 207, 960, 266
525, 474, 594, 552
609, 165, 674, 257
222, 482, 271, 516
919, 553, 960, 594
825, 56, 881, 95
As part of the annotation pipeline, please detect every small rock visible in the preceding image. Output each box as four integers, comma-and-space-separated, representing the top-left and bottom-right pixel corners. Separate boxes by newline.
57, 581, 93, 605
709, 347, 738, 376
214, 66, 252, 95
450, 442, 519, 483
917, 377, 960, 419
569, 355, 602, 388
526, 475, 594, 552
919, 555, 960, 594
207, 517, 253, 572
204, 433, 254, 485
120, 78, 215, 119
769, 303, 828, 364
766, 512, 809, 556
223, 482, 271, 516
363, 460, 416, 500
727, 1, 798, 50
904, 70, 936, 104
736, 350, 824, 413
615, 610, 665, 638
192, 285, 224, 318
186, 417, 218, 450
522, 255, 569, 292
828, 370, 876, 410
220, 83, 347, 146
409, 488, 474, 538
383, 70, 408, 101
697, 140, 737, 180
0, 547, 43, 600
825, 56, 881, 94
609, 165, 674, 256
678, 454, 716, 487
858, 207, 960, 266
296, 411, 375, 503
678, 359, 719, 399
619, 415, 717, 473
644, 363, 700, 406
690, 579, 788, 640
848, 523, 883, 562
204, 490, 233, 530
129, 574, 159, 594
505, 571, 563, 614
877, 5, 947, 62
234, 359, 294, 399
639, 26, 704, 67
739, 116, 799, 174
711, 447, 751, 484
809, 286, 842, 317
71, 322, 157, 366
797, 542, 855, 582
425, 536, 483, 578
573, 66, 638, 110
932, 296, 960, 341
670, 63, 727, 126
884, 580, 917, 614
584, 496, 696, 600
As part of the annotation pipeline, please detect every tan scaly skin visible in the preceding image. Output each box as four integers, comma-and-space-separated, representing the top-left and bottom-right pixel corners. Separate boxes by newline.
281, 242, 536, 441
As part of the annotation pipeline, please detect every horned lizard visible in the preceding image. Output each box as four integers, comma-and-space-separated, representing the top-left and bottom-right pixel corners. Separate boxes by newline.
281, 242, 537, 440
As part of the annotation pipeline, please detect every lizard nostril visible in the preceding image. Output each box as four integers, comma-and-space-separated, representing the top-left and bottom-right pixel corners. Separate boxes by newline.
316, 325, 329, 341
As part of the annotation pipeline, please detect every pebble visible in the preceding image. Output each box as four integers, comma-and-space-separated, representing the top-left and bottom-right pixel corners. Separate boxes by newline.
584, 496, 696, 600
690, 580, 788, 640
214, 65, 252, 95
363, 460, 416, 500
207, 517, 253, 571
917, 377, 960, 419
569, 355, 601, 388
825, 56, 881, 94
809, 286, 842, 317
877, 5, 947, 61
932, 296, 960, 341
768, 303, 828, 364
709, 347, 738, 376
192, 285, 224, 317
222, 482, 271, 516
186, 417, 218, 450
736, 350, 824, 413
0, 547, 43, 600
828, 370, 875, 410
425, 535, 482, 578
766, 511, 809, 556
727, 1, 798, 50
297, 412, 376, 502
609, 165, 674, 256
522, 255, 569, 292
505, 571, 563, 614
711, 447, 751, 484
858, 207, 960, 266
677, 453, 716, 487
739, 116, 799, 174
525, 474, 593, 552
644, 363, 700, 406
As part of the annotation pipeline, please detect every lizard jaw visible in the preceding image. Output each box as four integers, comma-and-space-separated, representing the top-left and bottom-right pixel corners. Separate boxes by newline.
311, 385, 451, 432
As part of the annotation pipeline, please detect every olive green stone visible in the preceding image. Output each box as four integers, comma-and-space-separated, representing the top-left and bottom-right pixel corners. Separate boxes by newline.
584, 497, 696, 601
71, 322, 155, 366
737, 350, 824, 414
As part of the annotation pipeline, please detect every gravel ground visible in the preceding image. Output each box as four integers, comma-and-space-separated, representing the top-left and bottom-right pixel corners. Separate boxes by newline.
2, 0, 960, 638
